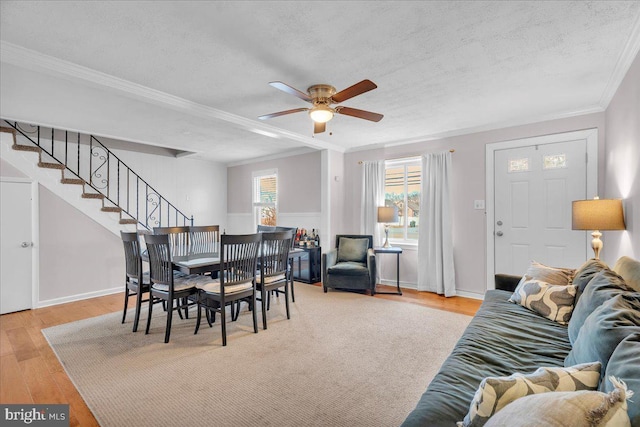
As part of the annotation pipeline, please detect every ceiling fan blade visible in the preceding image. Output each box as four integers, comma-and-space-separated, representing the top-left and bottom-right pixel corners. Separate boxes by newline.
331, 79, 378, 103
269, 81, 312, 102
258, 108, 309, 120
314, 121, 326, 134
336, 106, 384, 122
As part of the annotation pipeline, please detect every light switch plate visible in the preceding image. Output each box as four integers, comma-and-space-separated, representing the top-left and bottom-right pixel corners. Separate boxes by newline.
474, 200, 485, 210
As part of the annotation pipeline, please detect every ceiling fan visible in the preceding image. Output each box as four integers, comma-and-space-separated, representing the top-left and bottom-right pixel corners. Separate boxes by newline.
258, 79, 383, 134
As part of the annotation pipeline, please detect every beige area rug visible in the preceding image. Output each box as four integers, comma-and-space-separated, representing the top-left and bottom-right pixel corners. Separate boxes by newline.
43, 284, 471, 427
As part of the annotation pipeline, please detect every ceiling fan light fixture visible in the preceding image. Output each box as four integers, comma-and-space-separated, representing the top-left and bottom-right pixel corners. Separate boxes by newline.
309, 105, 334, 123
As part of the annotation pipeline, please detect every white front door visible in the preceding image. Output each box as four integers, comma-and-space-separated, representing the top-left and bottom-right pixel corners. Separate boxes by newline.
493, 139, 589, 275
1, 180, 33, 314
485, 129, 598, 289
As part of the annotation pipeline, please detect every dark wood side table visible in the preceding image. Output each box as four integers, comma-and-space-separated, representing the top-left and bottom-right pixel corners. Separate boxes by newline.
373, 247, 403, 295
292, 245, 322, 284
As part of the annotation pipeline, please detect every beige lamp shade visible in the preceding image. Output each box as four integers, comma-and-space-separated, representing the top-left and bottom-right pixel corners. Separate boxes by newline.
572, 199, 626, 231
572, 198, 625, 260
378, 206, 398, 248
378, 206, 399, 223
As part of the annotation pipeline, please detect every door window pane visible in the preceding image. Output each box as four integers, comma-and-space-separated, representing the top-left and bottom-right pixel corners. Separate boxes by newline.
508, 158, 530, 172
543, 154, 567, 169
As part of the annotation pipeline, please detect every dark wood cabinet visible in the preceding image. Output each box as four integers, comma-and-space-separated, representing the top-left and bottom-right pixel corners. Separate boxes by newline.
291, 246, 322, 283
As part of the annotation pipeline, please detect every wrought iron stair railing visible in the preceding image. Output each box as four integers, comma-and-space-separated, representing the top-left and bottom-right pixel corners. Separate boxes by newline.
1, 119, 193, 230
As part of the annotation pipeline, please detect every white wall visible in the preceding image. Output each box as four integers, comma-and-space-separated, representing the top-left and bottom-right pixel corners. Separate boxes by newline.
110, 149, 227, 228
226, 150, 322, 236
327, 149, 345, 249
0, 145, 227, 307
343, 112, 607, 297
604, 52, 640, 262
38, 185, 124, 303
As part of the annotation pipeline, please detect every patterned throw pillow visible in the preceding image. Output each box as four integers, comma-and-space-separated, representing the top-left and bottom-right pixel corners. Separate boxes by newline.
520, 260, 576, 286
457, 362, 601, 427
483, 376, 633, 427
509, 278, 577, 324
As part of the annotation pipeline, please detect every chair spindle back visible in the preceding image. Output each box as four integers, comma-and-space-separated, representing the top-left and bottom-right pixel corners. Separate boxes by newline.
260, 231, 293, 279
121, 231, 143, 280
189, 225, 220, 255
144, 234, 175, 288
154, 226, 190, 257
220, 233, 261, 293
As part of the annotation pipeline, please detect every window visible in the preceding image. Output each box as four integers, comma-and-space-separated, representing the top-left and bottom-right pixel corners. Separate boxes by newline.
543, 154, 567, 169
253, 170, 277, 227
384, 158, 421, 242
508, 157, 530, 172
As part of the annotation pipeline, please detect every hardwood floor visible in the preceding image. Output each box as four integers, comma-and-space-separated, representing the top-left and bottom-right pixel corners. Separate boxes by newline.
0, 284, 482, 426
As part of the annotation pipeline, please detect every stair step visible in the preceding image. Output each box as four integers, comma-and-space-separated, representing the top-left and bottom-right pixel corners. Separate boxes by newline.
61, 178, 85, 185
82, 192, 105, 200
101, 206, 122, 213
0, 127, 17, 144
38, 161, 65, 170
12, 144, 42, 153
119, 218, 138, 225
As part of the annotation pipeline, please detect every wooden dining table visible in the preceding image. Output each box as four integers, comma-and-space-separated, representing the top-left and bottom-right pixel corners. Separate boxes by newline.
144, 246, 307, 301
171, 251, 221, 275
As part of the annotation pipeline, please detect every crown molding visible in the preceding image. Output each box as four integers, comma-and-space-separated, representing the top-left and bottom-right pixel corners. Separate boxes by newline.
2, 35, 630, 158
345, 105, 605, 153
0, 41, 345, 154
599, 12, 640, 109
226, 147, 316, 167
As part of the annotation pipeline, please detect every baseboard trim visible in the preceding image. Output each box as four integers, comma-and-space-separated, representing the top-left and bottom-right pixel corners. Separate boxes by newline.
37, 286, 122, 309
378, 280, 485, 300
379, 279, 415, 288
455, 290, 485, 300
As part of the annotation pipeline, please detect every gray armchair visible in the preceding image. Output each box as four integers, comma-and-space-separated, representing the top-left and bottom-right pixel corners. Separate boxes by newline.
322, 235, 376, 296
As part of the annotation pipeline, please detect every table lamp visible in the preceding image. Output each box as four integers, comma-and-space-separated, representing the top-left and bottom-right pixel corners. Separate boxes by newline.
572, 197, 625, 260
378, 206, 399, 248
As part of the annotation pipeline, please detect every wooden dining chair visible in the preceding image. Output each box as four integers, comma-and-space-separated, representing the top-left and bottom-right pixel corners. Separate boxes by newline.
275, 226, 298, 302
194, 233, 261, 346
257, 225, 298, 303
144, 233, 215, 343
153, 226, 194, 317
153, 226, 190, 257
256, 230, 293, 330
120, 231, 149, 332
189, 225, 220, 256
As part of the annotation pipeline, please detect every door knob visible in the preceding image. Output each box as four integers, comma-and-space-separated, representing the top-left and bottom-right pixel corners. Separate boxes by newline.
496, 231, 504, 237
20, 242, 33, 248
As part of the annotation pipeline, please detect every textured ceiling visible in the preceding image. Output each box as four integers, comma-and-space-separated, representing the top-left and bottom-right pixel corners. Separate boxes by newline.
1, 1, 639, 164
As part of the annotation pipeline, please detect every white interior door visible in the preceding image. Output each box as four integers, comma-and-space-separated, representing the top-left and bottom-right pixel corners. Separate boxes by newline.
1, 180, 33, 314
494, 139, 588, 275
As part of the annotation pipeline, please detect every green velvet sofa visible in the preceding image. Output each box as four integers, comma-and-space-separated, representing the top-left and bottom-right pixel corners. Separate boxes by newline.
401, 256, 640, 427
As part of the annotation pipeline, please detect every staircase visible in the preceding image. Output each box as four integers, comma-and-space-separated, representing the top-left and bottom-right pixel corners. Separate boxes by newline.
1, 120, 192, 230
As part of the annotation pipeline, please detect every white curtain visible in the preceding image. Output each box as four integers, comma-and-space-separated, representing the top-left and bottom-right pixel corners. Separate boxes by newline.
360, 160, 385, 247
417, 151, 456, 296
